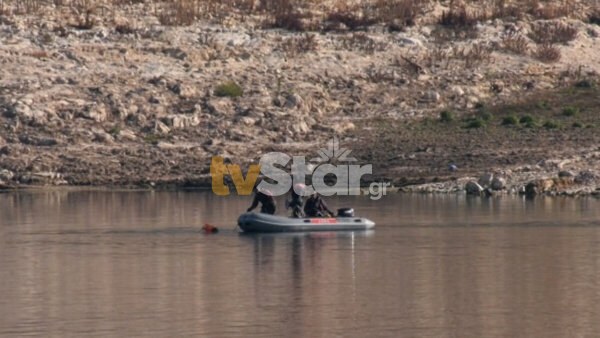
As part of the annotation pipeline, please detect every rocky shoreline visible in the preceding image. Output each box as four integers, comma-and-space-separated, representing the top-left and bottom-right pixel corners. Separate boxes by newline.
1, 0, 599, 196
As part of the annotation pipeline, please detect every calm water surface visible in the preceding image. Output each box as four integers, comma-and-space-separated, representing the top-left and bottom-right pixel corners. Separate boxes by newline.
1, 191, 600, 337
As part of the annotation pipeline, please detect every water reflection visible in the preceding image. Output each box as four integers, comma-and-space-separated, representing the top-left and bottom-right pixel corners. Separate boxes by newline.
0, 191, 600, 337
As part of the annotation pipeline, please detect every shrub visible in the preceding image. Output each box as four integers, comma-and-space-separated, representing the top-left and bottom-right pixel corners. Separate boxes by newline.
502, 115, 519, 126
562, 106, 579, 116
454, 43, 494, 68
531, 2, 576, 20
543, 120, 559, 129
263, 0, 310, 31
533, 43, 561, 63
439, 5, 484, 27
501, 31, 529, 55
572, 122, 583, 128
325, 8, 374, 31
589, 9, 600, 25
529, 22, 578, 44
465, 118, 485, 129
157, 0, 203, 26
440, 110, 454, 122
520, 115, 535, 124
338, 33, 386, 54
281, 34, 318, 57
215, 81, 243, 97
574, 79, 596, 88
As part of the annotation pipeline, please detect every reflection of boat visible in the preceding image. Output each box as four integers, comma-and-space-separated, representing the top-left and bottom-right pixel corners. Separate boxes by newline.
237, 212, 376, 233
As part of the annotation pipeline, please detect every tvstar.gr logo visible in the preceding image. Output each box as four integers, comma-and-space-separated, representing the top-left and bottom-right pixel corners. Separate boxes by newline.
210, 137, 390, 200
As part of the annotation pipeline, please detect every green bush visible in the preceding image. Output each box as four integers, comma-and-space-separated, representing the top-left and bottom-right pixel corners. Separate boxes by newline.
574, 79, 595, 88
562, 106, 579, 116
519, 114, 535, 124
572, 121, 583, 128
543, 120, 559, 129
465, 118, 484, 129
501, 115, 519, 126
214, 81, 243, 97
439, 110, 454, 122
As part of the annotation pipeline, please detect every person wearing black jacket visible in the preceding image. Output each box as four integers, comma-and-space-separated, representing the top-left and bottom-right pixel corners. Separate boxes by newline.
247, 187, 276, 215
304, 193, 334, 217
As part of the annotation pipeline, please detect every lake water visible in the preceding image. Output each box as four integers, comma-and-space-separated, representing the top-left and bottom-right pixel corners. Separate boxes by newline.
1, 191, 600, 337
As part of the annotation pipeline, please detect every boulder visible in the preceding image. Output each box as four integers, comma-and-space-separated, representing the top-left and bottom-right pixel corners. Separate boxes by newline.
491, 177, 506, 190
465, 181, 484, 195
558, 170, 575, 178
155, 120, 171, 134
0, 169, 14, 181
206, 98, 233, 116
165, 114, 201, 129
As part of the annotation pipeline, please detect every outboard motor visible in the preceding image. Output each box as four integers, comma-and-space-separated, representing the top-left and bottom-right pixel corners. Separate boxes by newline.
337, 208, 354, 217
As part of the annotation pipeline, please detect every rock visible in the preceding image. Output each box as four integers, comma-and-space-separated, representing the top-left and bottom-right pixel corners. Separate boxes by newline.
491, 176, 506, 191
93, 129, 114, 143
332, 121, 356, 134
169, 83, 197, 99
117, 129, 137, 141
239, 116, 256, 126
206, 98, 233, 116
575, 170, 598, 184
525, 178, 555, 196
83, 104, 109, 122
8, 102, 47, 124
451, 86, 465, 97
478, 173, 494, 187
18, 135, 59, 146
465, 181, 484, 195
422, 90, 441, 103
165, 114, 201, 129
162, 47, 187, 60
274, 92, 305, 109
397, 36, 423, 47
155, 120, 171, 134
558, 170, 575, 178
0, 169, 14, 181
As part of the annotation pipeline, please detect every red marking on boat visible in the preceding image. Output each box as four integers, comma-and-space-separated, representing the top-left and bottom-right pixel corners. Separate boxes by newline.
310, 218, 338, 224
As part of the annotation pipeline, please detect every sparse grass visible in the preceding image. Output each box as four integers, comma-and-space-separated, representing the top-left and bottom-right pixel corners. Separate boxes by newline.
533, 43, 561, 63
465, 118, 485, 129
572, 121, 583, 128
530, 2, 576, 20
281, 33, 319, 57
562, 106, 579, 116
543, 120, 559, 129
501, 115, 519, 126
338, 32, 386, 54
214, 81, 243, 98
439, 110, 454, 123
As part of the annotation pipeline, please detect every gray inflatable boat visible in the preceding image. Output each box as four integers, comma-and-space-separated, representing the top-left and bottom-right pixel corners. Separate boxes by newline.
237, 212, 375, 233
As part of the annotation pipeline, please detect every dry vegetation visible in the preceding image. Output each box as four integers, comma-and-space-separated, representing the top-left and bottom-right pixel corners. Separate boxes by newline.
0, 0, 594, 31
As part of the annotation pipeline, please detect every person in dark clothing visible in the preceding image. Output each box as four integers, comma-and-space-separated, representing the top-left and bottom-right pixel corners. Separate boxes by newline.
287, 183, 305, 218
247, 187, 276, 215
304, 193, 334, 217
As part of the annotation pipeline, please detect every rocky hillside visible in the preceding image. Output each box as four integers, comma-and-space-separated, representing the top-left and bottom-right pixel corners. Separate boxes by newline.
0, 0, 599, 195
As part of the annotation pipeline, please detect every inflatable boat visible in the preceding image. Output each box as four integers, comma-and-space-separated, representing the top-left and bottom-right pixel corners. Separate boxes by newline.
237, 212, 375, 233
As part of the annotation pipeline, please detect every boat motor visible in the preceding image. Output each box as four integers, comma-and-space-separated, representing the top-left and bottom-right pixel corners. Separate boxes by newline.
337, 208, 354, 217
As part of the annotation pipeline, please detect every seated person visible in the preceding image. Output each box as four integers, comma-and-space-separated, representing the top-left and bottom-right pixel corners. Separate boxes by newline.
288, 183, 306, 218
304, 192, 334, 217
